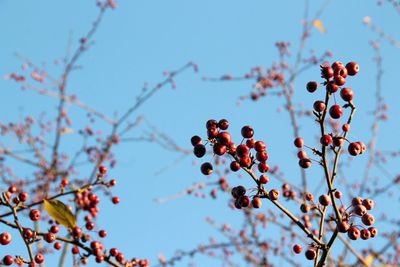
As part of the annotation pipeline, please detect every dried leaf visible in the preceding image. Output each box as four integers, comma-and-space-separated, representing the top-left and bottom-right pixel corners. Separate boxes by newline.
313, 19, 327, 33
43, 199, 76, 230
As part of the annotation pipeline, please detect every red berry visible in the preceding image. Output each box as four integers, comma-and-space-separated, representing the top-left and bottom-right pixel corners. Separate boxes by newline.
294, 137, 304, 148
23, 228, 33, 240
213, 143, 227, 156
99, 230, 107, 238
44, 233, 56, 243
238, 196, 250, 208
313, 101, 326, 113
206, 119, 218, 129
72, 246, 80, 254
254, 141, 266, 152
29, 209, 41, 221
54, 242, 62, 250
348, 226, 360, 240
329, 105, 343, 119
259, 175, 269, 184
258, 163, 269, 173
231, 186, 246, 198
217, 132, 232, 144
251, 197, 262, 208
246, 138, 255, 148
334, 65, 348, 78
35, 254, 45, 264
360, 229, 371, 240
353, 204, 367, 216
332, 61, 344, 71
268, 189, 279, 201
368, 227, 378, 238
305, 249, 316, 260
72, 226, 82, 238
326, 81, 339, 93
207, 127, 219, 138
334, 191, 342, 199
241, 125, 254, 138
293, 244, 302, 254
348, 142, 361, 156
321, 65, 334, 79
8, 185, 17, 193
230, 161, 241, 172
86, 221, 95, 230
299, 158, 311, 168
218, 119, 229, 130
99, 165, 107, 174
190, 135, 202, 146
342, 124, 350, 132
112, 196, 120, 204
337, 221, 350, 233
361, 214, 375, 226
320, 134, 333, 146
334, 75, 346, 86
109, 248, 119, 257
306, 81, 318, 93
0, 232, 11, 245
193, 144, 206, 158
256, 151, 268, 162
239, 156, 252, 168
346, 62, 359, 76
3, 255, 14, 266
318, 194, 331, 206
297, 151, 307, 159
18, 192, 29, 202
236, 144, 249, 157
362, 199, 374, 210
200, 162, 213, 175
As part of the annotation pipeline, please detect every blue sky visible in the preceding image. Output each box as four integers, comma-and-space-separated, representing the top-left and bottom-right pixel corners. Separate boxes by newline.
1, 0, 400, 266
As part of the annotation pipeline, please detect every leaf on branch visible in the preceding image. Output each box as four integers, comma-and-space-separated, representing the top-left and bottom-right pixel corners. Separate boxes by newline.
313, 19, 327, 33
43, 199, 76, 230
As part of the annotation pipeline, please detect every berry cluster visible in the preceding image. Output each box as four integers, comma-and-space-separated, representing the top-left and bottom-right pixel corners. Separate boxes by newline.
191, 119, 270, 176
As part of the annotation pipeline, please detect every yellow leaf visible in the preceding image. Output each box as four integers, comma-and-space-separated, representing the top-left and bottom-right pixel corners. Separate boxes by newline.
313, 19, 327, 33
43, 199, 76, 230
364, 255, 374, 266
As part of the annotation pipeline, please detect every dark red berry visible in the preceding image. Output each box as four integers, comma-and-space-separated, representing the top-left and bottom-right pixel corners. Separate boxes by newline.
241, 125, 254, 139
213, 143, 227, 156
230, 161, 241, 172
254, 141, 266, 152
326, 81, 339, 93
3, 255, 14, 266
206, 119, 218, 129
321, 65, 334, 79
259, 175, 269, 184
320, 134, 333, 146
306, 81, 318, 93
99, 165, 107, 174
305, 249, 316, 260
0, 232, 11, 245
217, 119, 229, 130
251, 197, 262, 208
193, 144, 206, 158
200, 162, 213, 175
35, 254, 45, 264
190, 135, 202, 146
348, 142, 361, 156
299, 158, 312, 168
29, 209, 41, 221
268, 189, 279, 201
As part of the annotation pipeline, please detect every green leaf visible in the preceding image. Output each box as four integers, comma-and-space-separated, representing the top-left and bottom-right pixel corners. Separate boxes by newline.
43, 199, 76, 230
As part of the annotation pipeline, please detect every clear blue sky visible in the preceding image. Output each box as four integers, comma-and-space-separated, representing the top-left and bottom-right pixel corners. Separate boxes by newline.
1, 0, 399, 266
